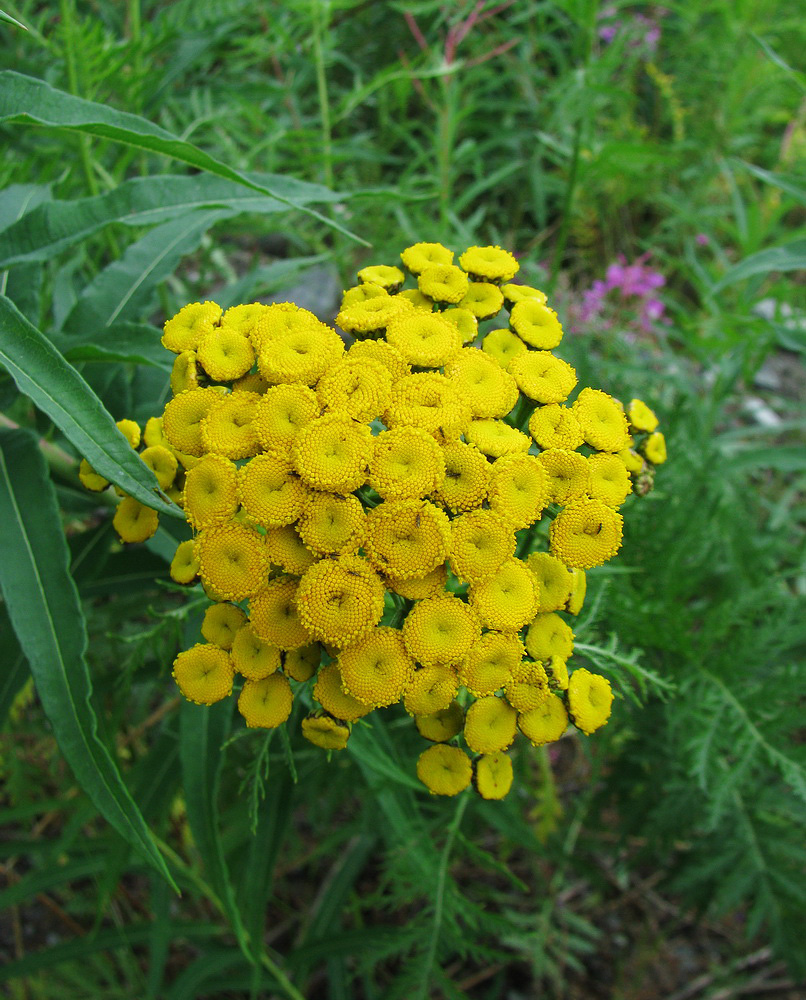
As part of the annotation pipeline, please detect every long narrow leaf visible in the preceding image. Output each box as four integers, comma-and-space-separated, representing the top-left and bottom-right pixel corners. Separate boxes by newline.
0, 173, 341, 269
0, 71, 365, 244
0, 428, 176, 888
0, 295, 181, 517
712, 239, 806, 291
58, 322, 173, 370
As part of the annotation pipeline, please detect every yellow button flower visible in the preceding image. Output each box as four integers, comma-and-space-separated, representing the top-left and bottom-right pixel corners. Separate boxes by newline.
441, 307, 478, 344
404, 664, 460, 716
537, 449, 591, 505
297, 491, 365, 556
313, 662, 372, 722
292, 413, 374, 494
140, 445, 178, 491
444, 349, 519, 419
417, 263, 469, 304
341, 281, 388, 311
113, 497, 159, 543
526, 552, 573, 613
501, 283, 547, 308
465, 419, 531, 460
364, 499, 451, 580
250, 576, 312, 650
463, 696, 517, 754
369, 426, 446, 501
525, 612, 574, 662
473, 753, 514, 800
505, 660, 550, 713
627, 398, 659, 433
347, 338, 411, 382
566, 568, 587, 615
508, 350, 577, 404
482, 327, 527, 368
518, 693, 568, 746
254, 383, 320, 453
201, 392, 261, 460
384, 563, 448, 601
197, 325, 255, 382
170, 539, 199, 584
460, 631, 525, 696
568, 668, 613, 734
196, 523, 267, 601
400, 241, 454, 275
336, 295, 412, 336
296, 555, 385, 647
415, 700, 464, 742
643, 431, 667, 465
338, 627, 415, 707
434, 441, 491, 513
265, 524, 318, 576
231, 622, 282, 680
549, 498, 624, 569
384, 372, 471, 441
238, 453, 309, 528
403, 595, 481, 667
416, 744, 472, 796
302, 713, 351, 750
458, 245, 519, 283
572, 387, 630, 452
488, 453, 549, 528
162, 301, 222, 354
172, 643, 234, 705
183, 454, 239, 530
317, 355, 392, 422
170, 351, 200, 395
238, 673, 293, 729
222, 302, 269, 340
79, 458, 108, 492
529, 404, 584, 451
458, 281, 504, 320
258, 323, 345, 384
283, 642, 321, 682
449, 509, 515, 584
587, 452, 632, 507
201, 602, 247, 650
385, 311, 462, 367
115, 418, 141, 449
469, 557, 540, 631
356, 263, 405, 290
509, 299, 564, 350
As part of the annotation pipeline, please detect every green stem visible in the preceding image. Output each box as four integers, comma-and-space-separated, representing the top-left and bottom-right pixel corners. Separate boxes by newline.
311, 0, 333, 190
437, 74, 458, 226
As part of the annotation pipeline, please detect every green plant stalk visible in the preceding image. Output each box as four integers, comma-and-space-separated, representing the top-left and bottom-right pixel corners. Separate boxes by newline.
311, 0, 333, 191
437, 74, 459, 226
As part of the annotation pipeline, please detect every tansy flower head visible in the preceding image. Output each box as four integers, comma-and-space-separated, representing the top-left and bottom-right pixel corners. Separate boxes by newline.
347, 338, 411, 382
473, 753, 514, 800
140, 445, 178, 491
369, 426, 446, 501
252, 303, 325, 352
336, 294, 412, 337
402, 594, 480, 667
588, 452, 632, 507
197, 325, 255, 382
302, 713, 351, 750
222, 302, 268, 339
572, 387, 630, 452
313, 662, 372, 722
196, 523, 267, 601
201, 392, 261, 460
566, 568, 587, 615
441, 307, 478, 344
416, 744, 472, 796
459, 245, 519, 283
385, 311, 462, 368
254, 383, 320, 453
238, 673, 293, 729
404, 663, 460, 716
468, 557, 540, 632
501, 283, 548, 308
418, 264, 469, 304
357, 263, 405, 291
183, 454, 239, 530
317, 355, 392, 422
508, 351, 577, 404
525, 611, 575, 663
463, 696, 517, 755
550, 498, 623, 569
116, 419, 141, 450
250, 576, 312, 650
449, 509, 516, 584
297, 491, 365, 556
170, 539, 199, 584
170, 351, 200, 395
526, 552, 573, 613
505, 660, 550, 713
460, 631, 525, 697
509, 300, 564, 349
435, 441, 491, 513
265, 524, 318, 576
415, 700, 464, 742
444, 349, 519, 419
144, 416, 171, 450
643, 431, 667, 465
537, 449, 591, 505
283, 642, 321, 682
568, 668, 613, 734
529, 403, 584, 451
231, 623, 282, 681
627, 398, 659, 433
384, 372, 471, 441
113, 497, 159, 543
201, 603, 247, 650
482, 327, 527, 368
397, 287, 434, 311
238, 453, 309, 528
459, 281, 504, 320
338, 627, 415, 707
384, 563, 448, 601
341, 281, 388, 310
292, 413, 374, 494
518, 693, 568, 746
162, 301, 222, 354
400, 241, 454, 275
258, 323, 345, 384
364, 499, 451, 579
79, 459, 108, 492
296, 555, 385, 648
465, 419, 531, 460
172, 643, 234, 705
545, 655, 569, 691
488, 453, 549, 529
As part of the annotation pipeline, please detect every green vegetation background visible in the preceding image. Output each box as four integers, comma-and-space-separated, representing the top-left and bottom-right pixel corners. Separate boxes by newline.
0, 1, 804, 997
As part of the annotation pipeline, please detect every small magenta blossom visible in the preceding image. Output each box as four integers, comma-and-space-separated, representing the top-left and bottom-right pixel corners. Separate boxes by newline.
578, 254, 667, 334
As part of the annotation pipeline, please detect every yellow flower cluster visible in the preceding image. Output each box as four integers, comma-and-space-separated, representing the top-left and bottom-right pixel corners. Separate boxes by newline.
79, 241, 668, 799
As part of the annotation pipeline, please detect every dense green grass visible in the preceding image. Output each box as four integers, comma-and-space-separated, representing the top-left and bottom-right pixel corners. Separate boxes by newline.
0, 1, 804, 997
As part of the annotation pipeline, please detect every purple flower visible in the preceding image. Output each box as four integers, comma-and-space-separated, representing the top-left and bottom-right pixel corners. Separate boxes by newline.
695, 233, 709, 246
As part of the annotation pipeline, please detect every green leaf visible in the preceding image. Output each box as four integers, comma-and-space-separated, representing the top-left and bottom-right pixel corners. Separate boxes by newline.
738, 161, 806, 207
0, 428, 176, 888
0, 9, 27, 29
60, 209, 230, 334
0, 604, 29, 727
0, 295, 181, 517
712, 239, 806, 291
58, 322, 173, 370
0, 71, 365, 245
0, 174, 341, 269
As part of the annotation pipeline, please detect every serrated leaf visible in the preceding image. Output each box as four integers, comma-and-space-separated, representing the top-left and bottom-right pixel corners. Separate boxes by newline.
0, 173, 341, 269
0, 428, 176, 888
60, 209, 230, 334
0, 71, 365, 245
0, 295, 181, 517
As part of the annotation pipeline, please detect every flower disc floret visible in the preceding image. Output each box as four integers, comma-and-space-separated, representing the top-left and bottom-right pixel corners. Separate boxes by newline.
162, 301, 222, 354
170, 539, 199, 584
254, 383, 319, 453
537, 449, 591, 505
183, 454, 239, 529
473, 754, 514, 800
465, 419, 531, 460
336, 295, 412, 336
364, 499, 451, 579
369, 426, 446, 501
347, 339, 410, 382
509, 300, 564, 349
449, 509, 515, 584
402, 595, 480, 667
201, 603, 247, 649
460, 631, 525, 696
265, 524, 318, 576
459, 245, 519, 283
296, 555, 385, 647
201, 392, 261, 460
488, 453, 550, 528
518, 693, 568, 746
482, 328, 527, 368
572, 388, 630, 452
250, 577, 312, 650
529, 404, 584, 450
384, 372, 471, 441
469, 557, 540, 631
302, 713, 351, 750
385, 311, 462, 367
283, 642, 321, 682
404, 664, 459, 715
588, 452, 632, 507
458, 282, 504, 320
198, 325, 255, 381
526, 553, 573, 613
627, 398, 659, 433
464, 697, 517, 754
338, 628, 415, 707
238, 673, 293, 729
525, 612, 574, 662
643, 431, 667, 465
444, 349, 519, 419
172, 643, 233, 705
292, 413, 374, 494
416, 744, 472, 796
170, 351, 200, 395
317, 356, 392, 422
258, 324, 345, 384
140, 445, 178, 490
162, 387, 223, 456
568, 668, 613, 734
501, 283, 548, 307
415, 701, 464, 742
113, 497, 159, 543
401, 242, 454, 275
435, 441, 491, 513
313, 662, 371, 722
238, 453, 309, 527
417, 264, 469, 304
231, 623, 282, 680
508, 351, 577, 404
550, 498, 623, 569
298, 492, 365, 556
356, 263, 405, 290
196, 523, 267, 601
